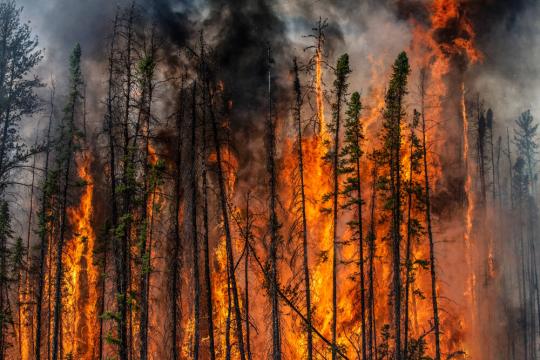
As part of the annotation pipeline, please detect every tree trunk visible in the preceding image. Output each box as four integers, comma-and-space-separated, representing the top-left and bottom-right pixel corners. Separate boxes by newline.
208, 84, 246, 360
403, 131, 414, 360
420, 75, 441, 360
293, 58, 313, 360
190, 81, 201, 359
170, 77, 185, 360
266, 46, 282, 360
200, 47, 216, 360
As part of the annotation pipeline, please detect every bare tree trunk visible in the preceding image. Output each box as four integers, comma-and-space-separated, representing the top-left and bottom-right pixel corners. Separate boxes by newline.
170, 77, 185, 360
367, 166, 378, 360
266, 46, 282, 360
208, 85, 246, 360
200, 46, 216, 359
189, 81, 201, 359
293, 58, 313, 360
420, 73, 441, 360
243, 195, 252, 360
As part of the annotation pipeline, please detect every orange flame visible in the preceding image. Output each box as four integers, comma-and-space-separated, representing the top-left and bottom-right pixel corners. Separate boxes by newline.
63, 151, 99, 359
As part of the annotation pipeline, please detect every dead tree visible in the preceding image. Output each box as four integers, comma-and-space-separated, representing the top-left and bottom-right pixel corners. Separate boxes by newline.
292, 57, 313, 360
266, 45, 282, 360
420, 71, 441, 360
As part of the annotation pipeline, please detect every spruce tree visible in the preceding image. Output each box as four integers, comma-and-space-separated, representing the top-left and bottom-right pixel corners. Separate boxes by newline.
51, 43, 84, 360
380, 51, 410, 360
323, 53, 351, 360
339, 91, 367, 359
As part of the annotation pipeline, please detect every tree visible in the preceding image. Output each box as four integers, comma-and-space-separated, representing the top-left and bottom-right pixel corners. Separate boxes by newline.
208, 70, 246, 360
292, 57, 313, 360
0, 1, 42, 195
51, 43, 84, 360
266, 45, 281, 360
419, 71, 441, 360
34, 84, 55, 360
323, 53, 351, 360
169, 74, 185, 360
137, 30, 157, 360
403, 110, 423, 360
514, 110, 538, 195
339, 91, 366, 359
380, 51, 410, 360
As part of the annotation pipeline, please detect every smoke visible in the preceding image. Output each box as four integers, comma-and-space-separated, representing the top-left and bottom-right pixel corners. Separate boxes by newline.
469, 0, 540, 123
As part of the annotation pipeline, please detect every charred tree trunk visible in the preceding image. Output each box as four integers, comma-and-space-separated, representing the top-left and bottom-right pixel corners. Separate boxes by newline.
170, 76, 185, 360
117, 5, 135, 359
243, 194, 252, 360
190, 81, 201, 359
200, 41, 216, 360
266, 46, 282, 360
367, 165, 378, 360
420, 79, 441, 360
208, 83, 246, 360
292, 58, 313, 360
138, 32, 156, 360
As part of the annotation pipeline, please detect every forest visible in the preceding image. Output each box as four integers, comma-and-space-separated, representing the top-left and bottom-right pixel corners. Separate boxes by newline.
0, 0, 538, 359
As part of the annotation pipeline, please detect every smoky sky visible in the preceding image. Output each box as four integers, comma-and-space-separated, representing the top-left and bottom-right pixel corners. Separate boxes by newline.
14, 0, 540, 134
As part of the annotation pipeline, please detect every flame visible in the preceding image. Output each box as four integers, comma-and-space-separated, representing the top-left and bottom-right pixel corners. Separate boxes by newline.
63, 151, 99, 359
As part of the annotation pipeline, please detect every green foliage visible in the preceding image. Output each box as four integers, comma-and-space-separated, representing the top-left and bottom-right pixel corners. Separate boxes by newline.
514, 109, 538, 189
322, 54, 351, 210
0, 0, 43, 192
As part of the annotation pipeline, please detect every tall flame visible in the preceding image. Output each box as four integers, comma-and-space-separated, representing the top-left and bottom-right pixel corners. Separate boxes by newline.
63, 151, 99, 359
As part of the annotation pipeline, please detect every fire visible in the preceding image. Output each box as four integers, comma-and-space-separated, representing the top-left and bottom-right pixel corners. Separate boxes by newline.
63, 151, 99, 359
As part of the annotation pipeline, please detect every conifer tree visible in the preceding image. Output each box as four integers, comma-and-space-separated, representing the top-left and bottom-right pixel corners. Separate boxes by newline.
403, 110, 423, 360
339, 91, 367, 359
323, 53, 351, 360
514, 110, 538, 195
34, 85, 54, 360
51, 43, 84, 360
380, 51, 410, 360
